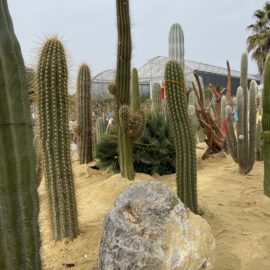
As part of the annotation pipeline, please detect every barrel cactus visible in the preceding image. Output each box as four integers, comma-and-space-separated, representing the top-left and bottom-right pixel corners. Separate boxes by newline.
165, 60, 198, 213
37, 37, 78, 240
151, 83, 162, 113
262, 54, 270, 197
0, 0, 41, 268
77, 63, 93, 164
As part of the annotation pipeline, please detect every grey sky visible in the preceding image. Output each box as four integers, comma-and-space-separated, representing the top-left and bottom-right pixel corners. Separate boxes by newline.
9, 0, 265, 91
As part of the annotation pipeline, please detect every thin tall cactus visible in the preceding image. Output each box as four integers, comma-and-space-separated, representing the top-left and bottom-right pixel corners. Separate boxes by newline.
77, 63, 93, 164
0, 0, 41, 268
131, 67, 140, 111
37, 37, 78, 240
165, 60, 198, 213
115, 0, 144, 180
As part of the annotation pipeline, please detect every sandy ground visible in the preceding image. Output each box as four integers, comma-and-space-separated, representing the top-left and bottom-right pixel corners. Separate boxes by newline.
39, 144, 270, 270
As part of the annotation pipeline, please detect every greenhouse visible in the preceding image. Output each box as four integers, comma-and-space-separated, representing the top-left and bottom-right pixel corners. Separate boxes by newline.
92, 55, 261, 99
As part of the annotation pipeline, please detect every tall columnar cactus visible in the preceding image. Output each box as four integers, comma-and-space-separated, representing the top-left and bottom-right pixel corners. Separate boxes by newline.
115, 0, 145, 180
165, 60, 198, 213
168, 23, 185, 70
226, 81, 257, 174
96, 117, 106, 142
77, 64, 93, 164
262, 55, 270, 197
0, 0, 41, 268
240, 52, 249, 167
131, 67, 140, 111
37, 37, 78, 240
151, 82, 162, 113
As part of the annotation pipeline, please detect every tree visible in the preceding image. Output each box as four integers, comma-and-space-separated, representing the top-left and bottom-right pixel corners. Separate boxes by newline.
247, 1, 270, 75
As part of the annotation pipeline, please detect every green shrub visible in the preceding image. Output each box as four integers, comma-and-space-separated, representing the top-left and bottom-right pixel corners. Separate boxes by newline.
96, 112, 175, 175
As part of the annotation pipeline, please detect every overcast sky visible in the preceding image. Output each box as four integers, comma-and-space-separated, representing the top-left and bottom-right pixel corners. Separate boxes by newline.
9, 0, 265, 91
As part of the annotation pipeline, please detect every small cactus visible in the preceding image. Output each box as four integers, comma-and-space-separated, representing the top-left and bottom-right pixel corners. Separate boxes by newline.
37, 37, 78, 240
151, 83, 162, 113
96, 117, 106, 142
165, 60, 198, 213
131, 68, 140, 111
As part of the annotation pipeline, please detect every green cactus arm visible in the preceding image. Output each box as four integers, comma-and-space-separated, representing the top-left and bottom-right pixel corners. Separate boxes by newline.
245, 80, 257, 173
131, 68, 140, 111
165, 60, 197, 213
226, 106, 238, 163
0, 0, 41, 268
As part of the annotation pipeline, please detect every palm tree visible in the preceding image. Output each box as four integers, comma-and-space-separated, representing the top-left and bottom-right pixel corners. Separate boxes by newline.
247, 1, 270, 75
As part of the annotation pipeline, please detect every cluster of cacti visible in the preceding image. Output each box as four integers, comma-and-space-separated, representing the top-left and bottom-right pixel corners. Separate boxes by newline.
151, 82, 162, 113
256, 120, 263, 161
223, 52, 257, 174
165, 60, 198, 213
0, 0, 41, 268
131, 67, 140, 111
77, 63, 93, 164
37, 37, 78, 240
115, 0, 145, 180
96, 117, 106, 142
262, 55, 270, 197
168, 23, 185, 69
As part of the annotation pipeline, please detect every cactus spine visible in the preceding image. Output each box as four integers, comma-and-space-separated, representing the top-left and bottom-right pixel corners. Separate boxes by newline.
168, 23, 185, 70
0, 0, 41, 268
165, 60, 198, 213
262, 55, 270, 197
37, 37, 78, 240
151, 83, 162, 113
131, 68, 140, 111
77, 64, 93, 164
226, 81, 257, 174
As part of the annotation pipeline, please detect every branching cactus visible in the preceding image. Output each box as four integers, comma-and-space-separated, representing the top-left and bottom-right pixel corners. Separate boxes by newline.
131, 68, 140, 111
165, 60, 198, 213
77, 63, 93, 164
168, 23, 184, 70
37, 37, 78, 240
226, 81, 257, 174
262, 55, 270, 197
0, 0, 41, 268
151, 82, 162, 113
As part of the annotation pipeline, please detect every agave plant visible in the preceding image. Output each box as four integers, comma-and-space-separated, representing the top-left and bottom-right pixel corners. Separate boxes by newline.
96, 112, 175, 175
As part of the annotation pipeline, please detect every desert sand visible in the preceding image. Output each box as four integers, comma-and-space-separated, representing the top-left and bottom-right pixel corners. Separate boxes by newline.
39, 144, 270, 270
